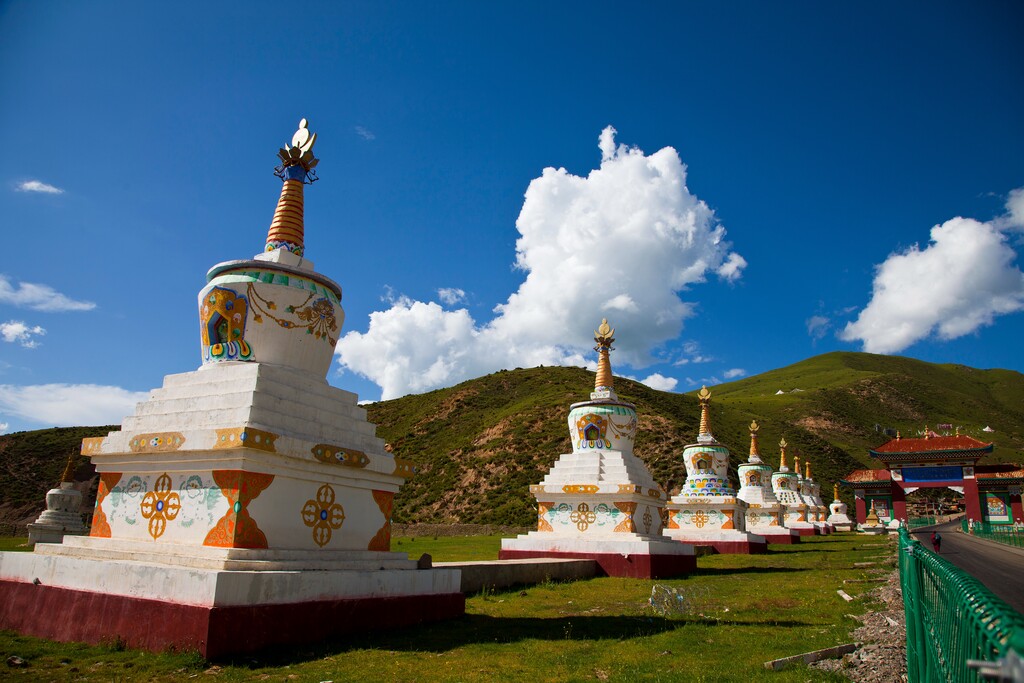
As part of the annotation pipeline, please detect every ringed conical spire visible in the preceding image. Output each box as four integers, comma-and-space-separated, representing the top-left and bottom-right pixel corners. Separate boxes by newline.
748, 420, 763, 463
593, 318, 615, 392
778, 437, 789, 471
265, 118, 320, 257
696, 386, 717, 444
793, 454, 802, 479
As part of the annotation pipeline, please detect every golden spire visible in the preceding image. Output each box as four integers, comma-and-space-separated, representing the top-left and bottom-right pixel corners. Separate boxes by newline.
60, 451, 77, 484
779, 437, 788, 471
265, 118, 319, 257
593, 318, 615, 391
697, 386, 713, 439
924, 425, 931, 439
955, 425, 960, 437
833, 483, 839, 501
896, 430, 901, 441
748, 420, 762, 462
805, 461, 812, 480
793, 453, 802, 478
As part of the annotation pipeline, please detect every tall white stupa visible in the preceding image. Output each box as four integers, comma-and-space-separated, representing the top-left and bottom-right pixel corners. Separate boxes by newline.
736, 422, 799, 544
663, 388, 767, 553
827, 484, 855, 532
500, 320, 696, 578
0, 120, 463, 658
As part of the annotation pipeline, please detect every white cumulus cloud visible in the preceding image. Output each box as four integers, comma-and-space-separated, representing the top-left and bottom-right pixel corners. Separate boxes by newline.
437, 287, 467, 306
0, 320, 46, 348
15, 180, 64, 194
0, 422, 8, 434
841, 194, 1024, 354
0, 275, 96, 312
639, 373, 678, 391
0, 384, 149, 427
723, 368, 747, 379
336, 126, 744, 399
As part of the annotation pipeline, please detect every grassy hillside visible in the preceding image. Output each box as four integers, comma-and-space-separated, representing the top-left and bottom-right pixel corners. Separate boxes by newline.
2, 352, 1022, 529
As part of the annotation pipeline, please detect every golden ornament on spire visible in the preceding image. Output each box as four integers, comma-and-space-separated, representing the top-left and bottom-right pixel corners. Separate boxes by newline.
779, 437, 788, 470
593, 318, 616, 391
749, 420, 761, 458
833, 483, 839, 501
266, 118, 319, 257
697, 386, 713, 438
793, 454, 802, 477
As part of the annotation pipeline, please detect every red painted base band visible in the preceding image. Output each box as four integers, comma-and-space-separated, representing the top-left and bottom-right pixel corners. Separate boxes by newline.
685, 540, 768, 555
497, 549, 696, 578
0, 579, 465, 659
761, 533, 800, 545
790, 527, 817, 536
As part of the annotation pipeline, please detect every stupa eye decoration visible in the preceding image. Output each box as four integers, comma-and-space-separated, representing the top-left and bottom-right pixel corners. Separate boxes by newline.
200, 287, 253, 362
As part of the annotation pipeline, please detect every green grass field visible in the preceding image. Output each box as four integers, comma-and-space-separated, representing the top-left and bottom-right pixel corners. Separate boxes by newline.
1, 532, 894, 681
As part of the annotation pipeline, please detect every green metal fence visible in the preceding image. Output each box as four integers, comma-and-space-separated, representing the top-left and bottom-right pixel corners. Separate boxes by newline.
898, 527, 1024, 681
960, 519, 1024, 549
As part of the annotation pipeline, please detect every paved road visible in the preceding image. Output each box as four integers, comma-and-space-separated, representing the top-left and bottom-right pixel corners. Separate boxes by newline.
910, 520, 1024, 615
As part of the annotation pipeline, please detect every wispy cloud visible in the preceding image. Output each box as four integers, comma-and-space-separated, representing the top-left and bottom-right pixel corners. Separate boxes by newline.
0, 321, 46, 348
0, 383, 149, 427
0, 275, 96, 312
806, 315, 830, 340
723, 368, 746, 379
437, 287, 466, 306
354, 125, 376, 141
15, 180, 64, 194
0, 422, 8, 434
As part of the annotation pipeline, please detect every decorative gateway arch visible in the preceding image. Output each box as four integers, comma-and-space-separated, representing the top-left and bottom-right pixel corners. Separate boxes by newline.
840, 430, 1024, 527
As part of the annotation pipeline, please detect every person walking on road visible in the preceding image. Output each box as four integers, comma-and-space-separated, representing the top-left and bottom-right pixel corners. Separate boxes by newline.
931, 531, 941, 552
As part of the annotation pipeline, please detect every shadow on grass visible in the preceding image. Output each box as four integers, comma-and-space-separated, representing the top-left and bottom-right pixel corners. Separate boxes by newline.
688, 566, 810, 576
220, 613, 816, 667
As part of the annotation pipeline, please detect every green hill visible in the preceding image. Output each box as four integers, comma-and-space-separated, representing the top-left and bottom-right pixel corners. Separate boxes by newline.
1, 352, 1022, 529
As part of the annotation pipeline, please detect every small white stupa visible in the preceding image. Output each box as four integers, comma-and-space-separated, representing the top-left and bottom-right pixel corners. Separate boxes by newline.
736, 422, 799, 544
827, 484, 854, 532
770, 439, 816, 536
663, 387, 767, 554
26, 453, 86, 546
799, 460, 832, 534
500, 320, 696, 578
0, 120, 462, 658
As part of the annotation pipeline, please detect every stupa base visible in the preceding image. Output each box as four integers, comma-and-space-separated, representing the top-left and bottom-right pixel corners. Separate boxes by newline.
0, 548, 463, 659
499, 535, 695, 578
785, 524, 818, 536
662, 529, 768, 554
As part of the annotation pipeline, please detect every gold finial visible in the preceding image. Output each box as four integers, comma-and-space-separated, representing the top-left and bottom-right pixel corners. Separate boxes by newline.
805, 461, 812, 480
60, 451, 77, 484
955, 425, 960, 437
277, 118, 319, 172
593, 318, 616, 391
833, 483, 839, 501
924, 425, 930, 439
896, 431, 901, 440
779, 437, 788, 470
793, 453, 801, 478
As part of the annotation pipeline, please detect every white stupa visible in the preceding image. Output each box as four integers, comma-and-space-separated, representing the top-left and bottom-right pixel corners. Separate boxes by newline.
799, 459, 832, 534
736, 422, 799, 544
827, 484, 854, 532
26, 454, 87, 546
663, 388, 767, 554
0, 120, 462, 658
500, 320, 696, 578
770, 439, 816, 536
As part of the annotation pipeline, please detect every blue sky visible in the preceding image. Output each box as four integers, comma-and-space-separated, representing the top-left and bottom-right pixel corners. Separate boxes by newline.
1, 2, 1023, 433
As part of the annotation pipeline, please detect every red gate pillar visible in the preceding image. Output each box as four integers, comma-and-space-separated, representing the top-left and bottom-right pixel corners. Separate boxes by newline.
963, 476, 983, 525
891, 482, 907, 523
854, 490, 866, 524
